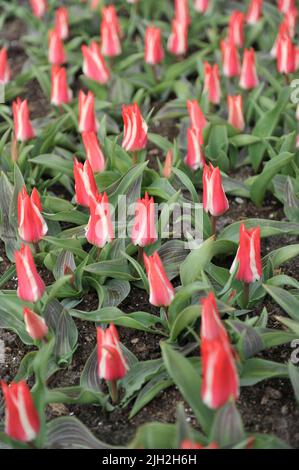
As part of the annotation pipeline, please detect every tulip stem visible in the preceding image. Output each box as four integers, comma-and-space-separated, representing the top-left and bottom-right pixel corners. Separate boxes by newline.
137, 246, 144, 264
110, 380, 118, 404
28, 441, 37, 449
97, 247, 102, 260
284, 74, 291, 85
132, 151, 139, 164
12, 135, 18, 162
243, 282, 250, 308
210, 215, 217, 237
152, 64, 159, 83
34, 243, 40, 254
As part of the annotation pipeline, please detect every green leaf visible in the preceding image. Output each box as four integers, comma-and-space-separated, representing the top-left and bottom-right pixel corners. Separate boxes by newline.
210, 402, 245, 447
250, 152, 294, 206
240, 358, 288, 386
263, 284, 299, 321
249, 88, 290, 171
161, 342, 213, 434
288, 362, 299, 403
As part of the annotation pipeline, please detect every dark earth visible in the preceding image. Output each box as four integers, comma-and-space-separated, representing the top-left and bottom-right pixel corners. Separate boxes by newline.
0, 10, 299, 449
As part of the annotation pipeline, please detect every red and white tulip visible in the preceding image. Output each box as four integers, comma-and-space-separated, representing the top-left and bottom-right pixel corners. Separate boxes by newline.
13, 98, 35, 142
18, 187, 48, 243
230, 223, 262, 283
203, 164, 229, 217
78, 90, 97, 133
122, 103, 148, 152
82, 41, 110, 84
51, 66, 72, 106
239, 48, 259, 90
131, 193, 157, 247
82, 131, 105, 173
23, 307, 48, 341
143, 252, 175, 307
97, 324, 129, 381
15, 244, 45, 303
185, 127, 205, 170
74, 158, 98, 207
0, 47, 11, 85
86, 192, 114, 248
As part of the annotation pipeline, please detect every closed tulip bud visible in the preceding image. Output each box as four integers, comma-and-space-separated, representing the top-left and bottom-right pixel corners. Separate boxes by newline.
276, 32, 296, 74
97, 324, 129, 382
143, 252, 175, 307
203, 163, 229, 217
82, 131, 105, 173
187, 99, 207, 130
0, 47, 11, 85
122, 103, 148, 152
86, 192, 114, 248
204, 62, 221, 105
278, 0, 295, 14
102, 6, 122, 37
78, 90, 97, 133
167, 19, 188, 56
13, 98, 35, 142
1, 381, 40, 443
15, 244, 45, 303
246, 0, 263, 25
23, 307, 48, 341
74, 158, 98, 207
55, 7, 69, 40
100, 20, 121, 57
194, 0, 209, 14
185, 127, 205, 170
145, 26, 164, 65
228, 95, 245, 131
271, 23, 288, 57
230, 223, 262, 283
48, 29, 66, 65
201, 292, 239, 409
82, 41, 110, 84
228, 11, 245, 48
18, 187, 48, 243
221, 38, 241, 78
163, 149, 173, 178
181, 440, 218, 449
282, 7, 298, 37
174, 0, 190, 25
29, 0, 47, 18
51, 66, 72, 106
239, 48, 259, 90
131, 193, 157, 247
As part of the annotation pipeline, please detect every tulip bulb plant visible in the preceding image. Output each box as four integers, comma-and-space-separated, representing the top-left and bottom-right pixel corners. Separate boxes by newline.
0, 0, 299, 452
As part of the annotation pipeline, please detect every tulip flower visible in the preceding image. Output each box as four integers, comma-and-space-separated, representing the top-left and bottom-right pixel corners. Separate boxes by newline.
102, 5, 122, 37
122, 103, 148, 153
278, 0, 295, 14
239, 48, 259, 90
51, 66, 72, 106
100, 20, 122, 58
0, 47, 11, 85
185, 127, 205, 170
282, 7, 298, 38
23, 307, 48, 341
194, 0, 209, 14
29, 0, 47, 18
271, 23, 288, 57
187, 99, 207, 130
174, 0, 190, 26
86, 192, 114, 248
143, 252, 175, 307
48, 29, 66, 65
97, 324, 128, 402
18, 187, 48, 244
221, 38, 241, 78
15, 244, 45, 303
131, 193, 157, 248
181, 440, 218, 449
230, 224, 262, 284
145, 26, 164, 65
204, 62, 221, 105
163, 149, 173, 178
55, 7, 69, 40
82, 131, 105, 173
82, 41, 110, 84
167, 20, 188, 56
74, 158, 98, 207
200, 292, 239, 409
203, 163, 229, 223
276, 33, 296, 74
13, 98, 35, 142
228, 11, 245, 48
78, 90, 97, 133
246, 0, 263, 25
1, 381, 40, 443
228, 95, 245, 131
